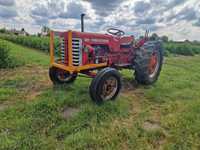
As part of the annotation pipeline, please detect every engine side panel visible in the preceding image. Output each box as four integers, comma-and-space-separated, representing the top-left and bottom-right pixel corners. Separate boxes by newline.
71, 31, 135, 66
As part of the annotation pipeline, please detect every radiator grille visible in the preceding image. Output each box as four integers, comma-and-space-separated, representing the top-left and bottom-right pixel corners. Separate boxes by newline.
72, 38, 82, 66
60, 37, 66, 64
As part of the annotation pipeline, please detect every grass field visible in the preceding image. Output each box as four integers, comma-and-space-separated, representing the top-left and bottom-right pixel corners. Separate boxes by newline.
0, 40, 200, 150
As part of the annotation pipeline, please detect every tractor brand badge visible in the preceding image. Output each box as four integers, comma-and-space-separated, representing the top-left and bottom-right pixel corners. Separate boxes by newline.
84, 38, 109, 43
84, 38, 90, 42
91, 39, 109, 43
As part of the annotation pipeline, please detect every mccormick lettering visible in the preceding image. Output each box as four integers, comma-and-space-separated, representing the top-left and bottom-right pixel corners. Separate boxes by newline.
84, 38, 109, 43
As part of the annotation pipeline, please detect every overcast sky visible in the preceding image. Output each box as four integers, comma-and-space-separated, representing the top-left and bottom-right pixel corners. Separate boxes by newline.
0, 0, 200, 41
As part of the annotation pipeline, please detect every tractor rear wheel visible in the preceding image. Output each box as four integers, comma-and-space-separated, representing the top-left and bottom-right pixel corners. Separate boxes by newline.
89, 68, 122, 104
134, 41, 163, 85
49, 67, 77, 84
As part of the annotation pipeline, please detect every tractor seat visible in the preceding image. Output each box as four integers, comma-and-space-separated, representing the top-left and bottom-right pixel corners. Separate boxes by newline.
120, 36, 134, 49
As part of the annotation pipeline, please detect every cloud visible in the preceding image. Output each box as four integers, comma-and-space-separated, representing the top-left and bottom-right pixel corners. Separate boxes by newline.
1, 0, 200, 41
31, 15, 49, 25
48, 0, 65, 19
30, 1, 49, 25
31, 1, 64, 25
0, 0, 15, 6
167, 0, 187, 8
31, 1, 85, 26
59, 2, 86, 19
0, 6, 17, 18
134, 1, 151, 15
150, 0, 186, 9
166, 7, 197, 23
51, 18, 80, 30
136, 18, 156, 25
31, 3, 49, 17
176, 7, 197, 21
31, 1, 64, 17
84, 0, 124, 16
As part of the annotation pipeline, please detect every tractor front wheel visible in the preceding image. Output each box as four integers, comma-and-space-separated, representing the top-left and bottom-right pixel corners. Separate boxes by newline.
49, 67, 77, 84
89, 68, 122, 104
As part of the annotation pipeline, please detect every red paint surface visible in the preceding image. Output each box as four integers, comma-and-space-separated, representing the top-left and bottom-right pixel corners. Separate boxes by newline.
57, 30, 147, 67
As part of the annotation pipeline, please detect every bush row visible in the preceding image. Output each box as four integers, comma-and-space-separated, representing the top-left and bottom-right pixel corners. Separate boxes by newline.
0, 39, 22, 68
164, 42, 200, 56
0, 34, 57, 52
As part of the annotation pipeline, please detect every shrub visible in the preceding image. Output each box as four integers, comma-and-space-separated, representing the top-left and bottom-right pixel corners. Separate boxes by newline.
164, 50, 170, 57
0, 34, 59, 53
0, 40, 22, 68
0, 41, 10, 68
164, 42, 199, 56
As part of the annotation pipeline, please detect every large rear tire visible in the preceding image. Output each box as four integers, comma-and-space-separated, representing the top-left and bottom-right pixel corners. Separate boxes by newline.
134, 41, 163, 85
89, 68, 122, 104
49, 67, 77, 85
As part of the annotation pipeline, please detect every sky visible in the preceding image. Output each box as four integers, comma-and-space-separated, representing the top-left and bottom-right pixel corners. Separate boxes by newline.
0, 0, 200, 41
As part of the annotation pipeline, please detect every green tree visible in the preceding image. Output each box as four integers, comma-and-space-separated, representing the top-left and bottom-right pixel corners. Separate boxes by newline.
161, 35, 168, 42
0, 28, 6, 33
149, 33, 159, 40
41, 26, 50, 36
21, 28, 25, 32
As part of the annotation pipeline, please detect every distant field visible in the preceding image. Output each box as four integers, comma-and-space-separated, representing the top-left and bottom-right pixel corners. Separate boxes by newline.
0, 40, 200, 149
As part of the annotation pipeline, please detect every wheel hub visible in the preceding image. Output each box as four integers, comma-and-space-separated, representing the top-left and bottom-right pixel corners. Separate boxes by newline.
101, 77, 118, 101
57, 70, 72, 82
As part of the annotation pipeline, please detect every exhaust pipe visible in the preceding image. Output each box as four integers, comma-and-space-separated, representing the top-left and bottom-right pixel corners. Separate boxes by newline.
81, 13, 85, 32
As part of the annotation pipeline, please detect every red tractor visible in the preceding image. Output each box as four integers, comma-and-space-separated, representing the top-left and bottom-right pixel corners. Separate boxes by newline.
49, 15, 163, 103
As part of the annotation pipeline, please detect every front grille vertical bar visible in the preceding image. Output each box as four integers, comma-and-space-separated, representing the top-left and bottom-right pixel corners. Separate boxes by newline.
50, 31, 54, 64
68, 30, 73, 67
79, 40, 82, 65
60, 38, 65, 64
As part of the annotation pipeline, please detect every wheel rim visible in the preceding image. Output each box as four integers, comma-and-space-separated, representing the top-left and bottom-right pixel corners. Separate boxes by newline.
148, 51, 160, 78
56, 70, 73, 82
100, 76, 118, 101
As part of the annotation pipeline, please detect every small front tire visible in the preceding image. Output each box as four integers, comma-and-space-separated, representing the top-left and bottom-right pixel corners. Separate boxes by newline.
89, 68, 122, 104
49, 67, 77, 85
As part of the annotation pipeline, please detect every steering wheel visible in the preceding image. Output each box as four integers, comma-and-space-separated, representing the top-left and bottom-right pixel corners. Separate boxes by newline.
107, 28, 125, 36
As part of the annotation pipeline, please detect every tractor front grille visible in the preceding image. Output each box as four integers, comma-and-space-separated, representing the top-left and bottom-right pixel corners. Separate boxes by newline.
72, 38, 82, 66
60, 37, 66, 64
